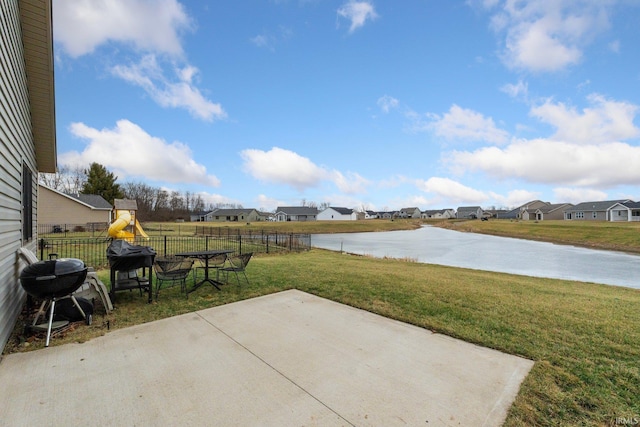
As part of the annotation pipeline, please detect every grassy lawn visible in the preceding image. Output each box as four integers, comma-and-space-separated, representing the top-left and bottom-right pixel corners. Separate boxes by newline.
439, 219, 640, 254
9, 219, 640, 425
7, 248, 640, 426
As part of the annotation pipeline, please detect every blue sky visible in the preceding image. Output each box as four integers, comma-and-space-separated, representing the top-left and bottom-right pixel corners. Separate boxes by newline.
52, 0, 640, 212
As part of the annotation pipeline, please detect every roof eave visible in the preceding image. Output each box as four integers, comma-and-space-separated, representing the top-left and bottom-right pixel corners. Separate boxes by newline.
20, 0, 56, 173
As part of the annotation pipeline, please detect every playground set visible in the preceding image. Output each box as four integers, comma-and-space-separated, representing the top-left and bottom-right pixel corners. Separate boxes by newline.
108, 199, 148, 241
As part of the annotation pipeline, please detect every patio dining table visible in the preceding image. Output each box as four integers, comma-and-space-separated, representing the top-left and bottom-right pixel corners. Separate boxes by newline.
175, 249, 233, 293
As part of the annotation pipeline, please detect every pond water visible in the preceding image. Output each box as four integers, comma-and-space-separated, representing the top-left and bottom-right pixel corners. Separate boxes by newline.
311, 226, 640, 289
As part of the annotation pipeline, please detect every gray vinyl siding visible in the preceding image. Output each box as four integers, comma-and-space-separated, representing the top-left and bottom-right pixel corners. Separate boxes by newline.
0, 0, 38, 352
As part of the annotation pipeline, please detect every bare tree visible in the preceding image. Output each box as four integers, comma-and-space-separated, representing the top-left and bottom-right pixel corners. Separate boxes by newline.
192, 194, 205, 213
122, 182, 155, 220
169, 190, 185, 212
38, 164, 86, 194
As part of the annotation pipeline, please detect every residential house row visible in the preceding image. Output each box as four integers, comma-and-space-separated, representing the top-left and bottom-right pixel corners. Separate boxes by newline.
38, 195, 640, 231
187, 200, 640, 224
456, 200, 640, 222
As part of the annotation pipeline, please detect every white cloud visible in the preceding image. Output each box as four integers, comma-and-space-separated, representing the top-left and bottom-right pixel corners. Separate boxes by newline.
501, 80, 528, 99
488, 189, 541, 208
256, 194, 282, 211
250, 34, 272, 49
60, 119, 220, 187
337, 1, 378, 33
377, 95, 399, 113
530, 94, 639, 144
442, 93, 640, 192
192, 191, 239, 207
53, 0, 192, 58
447, 138, 640, 188
417, 105, 510, 145
331, 171, 370, 194
111, 55, 226, 121
250, 26, 293, 51
319, 194, 368, 211
553, 187, 608, 204
416, 177, 488, 204
608, 40, 620, 53
485, 1, 612, 72
241, 147, 329, 191
240, 147, 369, 194
54, 1, 224, 122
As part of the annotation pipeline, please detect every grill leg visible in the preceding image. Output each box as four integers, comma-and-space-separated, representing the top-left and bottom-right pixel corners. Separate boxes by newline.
33, 300, 48, 326
69, 296, 87, 320
46, 299, 56, 347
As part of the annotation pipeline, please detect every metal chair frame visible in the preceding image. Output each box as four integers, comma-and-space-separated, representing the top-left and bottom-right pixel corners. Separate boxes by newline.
153, 257, 194, 299
220, 252, 253, 287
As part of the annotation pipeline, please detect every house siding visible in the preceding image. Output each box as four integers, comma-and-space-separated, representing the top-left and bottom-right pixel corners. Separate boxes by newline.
38, 185, 111, 225
317, 208, 356, 221
204, 209, 261, 222
0, 0, 39, 352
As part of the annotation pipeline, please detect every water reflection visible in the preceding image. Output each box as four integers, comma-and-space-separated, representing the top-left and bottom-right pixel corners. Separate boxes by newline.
311, 226, 640, 289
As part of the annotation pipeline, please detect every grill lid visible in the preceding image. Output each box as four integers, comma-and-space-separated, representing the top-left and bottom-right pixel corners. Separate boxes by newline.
20, 258, 86, 278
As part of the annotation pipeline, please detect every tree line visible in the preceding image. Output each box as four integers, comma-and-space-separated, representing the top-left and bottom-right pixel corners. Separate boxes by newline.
38, 163, 243, 222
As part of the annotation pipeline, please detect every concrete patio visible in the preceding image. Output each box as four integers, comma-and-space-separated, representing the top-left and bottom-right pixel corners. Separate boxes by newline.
0, 290, 533, 426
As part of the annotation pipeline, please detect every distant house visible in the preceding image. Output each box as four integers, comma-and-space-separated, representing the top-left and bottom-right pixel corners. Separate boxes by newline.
399, 207, 421, 219
623, 202, 640, 222
500, 207, 519, 220
256, 211, 271, 221
1, 0, 57, 353
517, 200, 551, 220
318, 207, 358, 221
204, 208, 261, 222
608, 201, 640, 222
483, 209, 508, 219
532, 203, 573, 221
380, 211, 394, 220
564, 200, 631, 221
364, 210, 379, 219
190, 211, 208, 222
499, 200, 566, 220
274, 206, 319, 222
422, 209, 455, 219
38, 184, 112, 229
457, 206, 484, 219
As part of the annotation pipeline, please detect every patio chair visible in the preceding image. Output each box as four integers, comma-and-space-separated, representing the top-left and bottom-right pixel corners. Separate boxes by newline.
193, 252, 228, 286
153, 256, 194, 300
220, 252, 253, 287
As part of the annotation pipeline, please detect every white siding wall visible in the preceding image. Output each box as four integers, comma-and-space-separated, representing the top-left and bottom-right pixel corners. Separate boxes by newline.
0, 0, 38, 352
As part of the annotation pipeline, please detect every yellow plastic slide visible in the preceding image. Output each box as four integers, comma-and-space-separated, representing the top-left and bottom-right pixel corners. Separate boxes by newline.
108, 211, 148, 240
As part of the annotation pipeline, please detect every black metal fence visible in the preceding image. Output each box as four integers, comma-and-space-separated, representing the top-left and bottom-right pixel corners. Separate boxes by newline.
38, 233, 311, 269
38, 222, 110, 237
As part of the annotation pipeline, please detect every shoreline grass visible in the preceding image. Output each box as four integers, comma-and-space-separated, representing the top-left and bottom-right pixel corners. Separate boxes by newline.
437, 219, 640, 254
5, 248, 639, 426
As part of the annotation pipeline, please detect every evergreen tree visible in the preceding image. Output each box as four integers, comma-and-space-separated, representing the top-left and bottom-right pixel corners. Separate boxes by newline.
81, 163, 124, 204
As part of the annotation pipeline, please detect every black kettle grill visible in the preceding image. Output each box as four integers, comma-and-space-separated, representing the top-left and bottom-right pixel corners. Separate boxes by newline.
20, 258, 90, 346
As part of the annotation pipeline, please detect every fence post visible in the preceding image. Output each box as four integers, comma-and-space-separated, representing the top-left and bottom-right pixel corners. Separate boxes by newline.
239, 235, 242, 254
164, 235, 168, 256
206, 235, 209, 251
